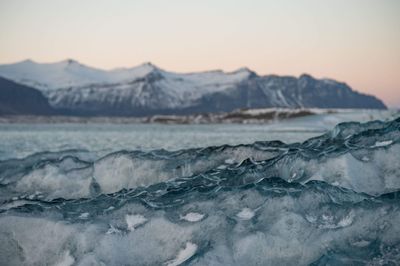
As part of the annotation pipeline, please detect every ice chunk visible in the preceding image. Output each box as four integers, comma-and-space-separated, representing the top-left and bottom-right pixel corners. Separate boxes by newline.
106, 225, 122, 235
54, 250, 75, 266
78, 213, 89, 219
371, 140, 393, 148
180, 212, 204, 222
337, 212, 354, 227
351, 240, 370, 247
94, 217, 194, 265
126, 214, 147, 231
286, 144, 400, 196
14, 164, 93, 200
315, 211, 355, 229
236, 208, 255, 220
166, 242, 197, 266
105, 206, 115, 212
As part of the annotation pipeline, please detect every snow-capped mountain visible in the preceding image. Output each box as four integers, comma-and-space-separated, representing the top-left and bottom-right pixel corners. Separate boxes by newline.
0, 59, 386, 116
0, 59, 159, 91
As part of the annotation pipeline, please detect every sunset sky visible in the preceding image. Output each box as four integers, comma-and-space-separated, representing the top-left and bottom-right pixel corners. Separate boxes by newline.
0, 0, 399, 107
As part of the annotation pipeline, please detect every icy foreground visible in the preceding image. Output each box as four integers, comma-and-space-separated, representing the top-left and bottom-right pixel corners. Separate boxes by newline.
1, 118, 400, 265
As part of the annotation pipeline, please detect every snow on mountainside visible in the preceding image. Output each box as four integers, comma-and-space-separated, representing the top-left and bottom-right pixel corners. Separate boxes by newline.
0, 59, 386, 116
0, 59, 158, 90
0, 59, 252, 92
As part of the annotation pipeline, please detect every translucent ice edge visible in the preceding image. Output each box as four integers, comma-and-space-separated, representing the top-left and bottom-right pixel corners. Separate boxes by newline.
1, 117, 399, 203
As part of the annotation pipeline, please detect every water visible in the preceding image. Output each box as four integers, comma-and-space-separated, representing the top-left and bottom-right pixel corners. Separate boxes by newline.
0, 123, 322, 160
0, 116, 400, 265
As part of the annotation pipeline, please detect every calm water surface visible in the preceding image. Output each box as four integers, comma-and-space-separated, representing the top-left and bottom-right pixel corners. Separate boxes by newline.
0, 123, 321, 160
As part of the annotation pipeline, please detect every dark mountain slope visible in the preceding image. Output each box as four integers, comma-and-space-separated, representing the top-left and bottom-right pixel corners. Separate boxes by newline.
0, 77, 55, 115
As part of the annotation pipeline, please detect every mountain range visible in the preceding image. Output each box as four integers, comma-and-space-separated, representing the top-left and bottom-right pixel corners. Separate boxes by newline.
0, 59, 386, 116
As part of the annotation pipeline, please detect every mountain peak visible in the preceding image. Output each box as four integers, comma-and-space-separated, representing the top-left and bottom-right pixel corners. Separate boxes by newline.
235, 67, 252, 73
299, 73, 314, 80
60, 58, 81, 66
21, 59, 36, 64
0, 61, 387, 111
11, 59, 37, 66
137, 62, 161, 72
231, 67, 258, 78
141, 61, 155, 67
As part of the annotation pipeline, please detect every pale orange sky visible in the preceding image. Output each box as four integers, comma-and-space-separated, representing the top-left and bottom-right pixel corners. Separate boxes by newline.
0, 0, 399, 106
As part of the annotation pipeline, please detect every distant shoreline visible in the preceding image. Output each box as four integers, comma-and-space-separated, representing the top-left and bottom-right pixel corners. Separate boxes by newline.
0, 108, 318, 124
1, 108, 398, 125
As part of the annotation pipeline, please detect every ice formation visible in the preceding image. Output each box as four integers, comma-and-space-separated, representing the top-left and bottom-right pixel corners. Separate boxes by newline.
0, 117, 400, 265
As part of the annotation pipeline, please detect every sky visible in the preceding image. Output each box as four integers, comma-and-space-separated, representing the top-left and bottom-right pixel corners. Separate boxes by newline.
0, 0, 399, 107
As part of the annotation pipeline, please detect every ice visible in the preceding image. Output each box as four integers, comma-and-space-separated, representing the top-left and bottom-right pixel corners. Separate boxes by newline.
315, 211, 355, 229
236, 208, 255, 220
54, 250, 75, 266
372, 140, 393, 147
106, 225, 121, 235
350, 240, 370, 248
0, 216, 79, 266
0, 116, 399, 265
13, 164, 93, 200
0, 200, 32, 211
79, 213, 90, 219
1, 186, 400, 265
285, 144, 400, 196
94, 217, 195, 265
93, 153, 171, 194
180, 212, 204, 222
166, 242, 198, 266
125, 214, 147, 231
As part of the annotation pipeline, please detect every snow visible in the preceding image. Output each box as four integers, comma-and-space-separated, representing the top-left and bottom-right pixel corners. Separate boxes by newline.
0, 59, 260, 108
0, 59, 388, 111
0, 60, 260, 110
0, 60, 251, 97
0, 60, 159, 91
